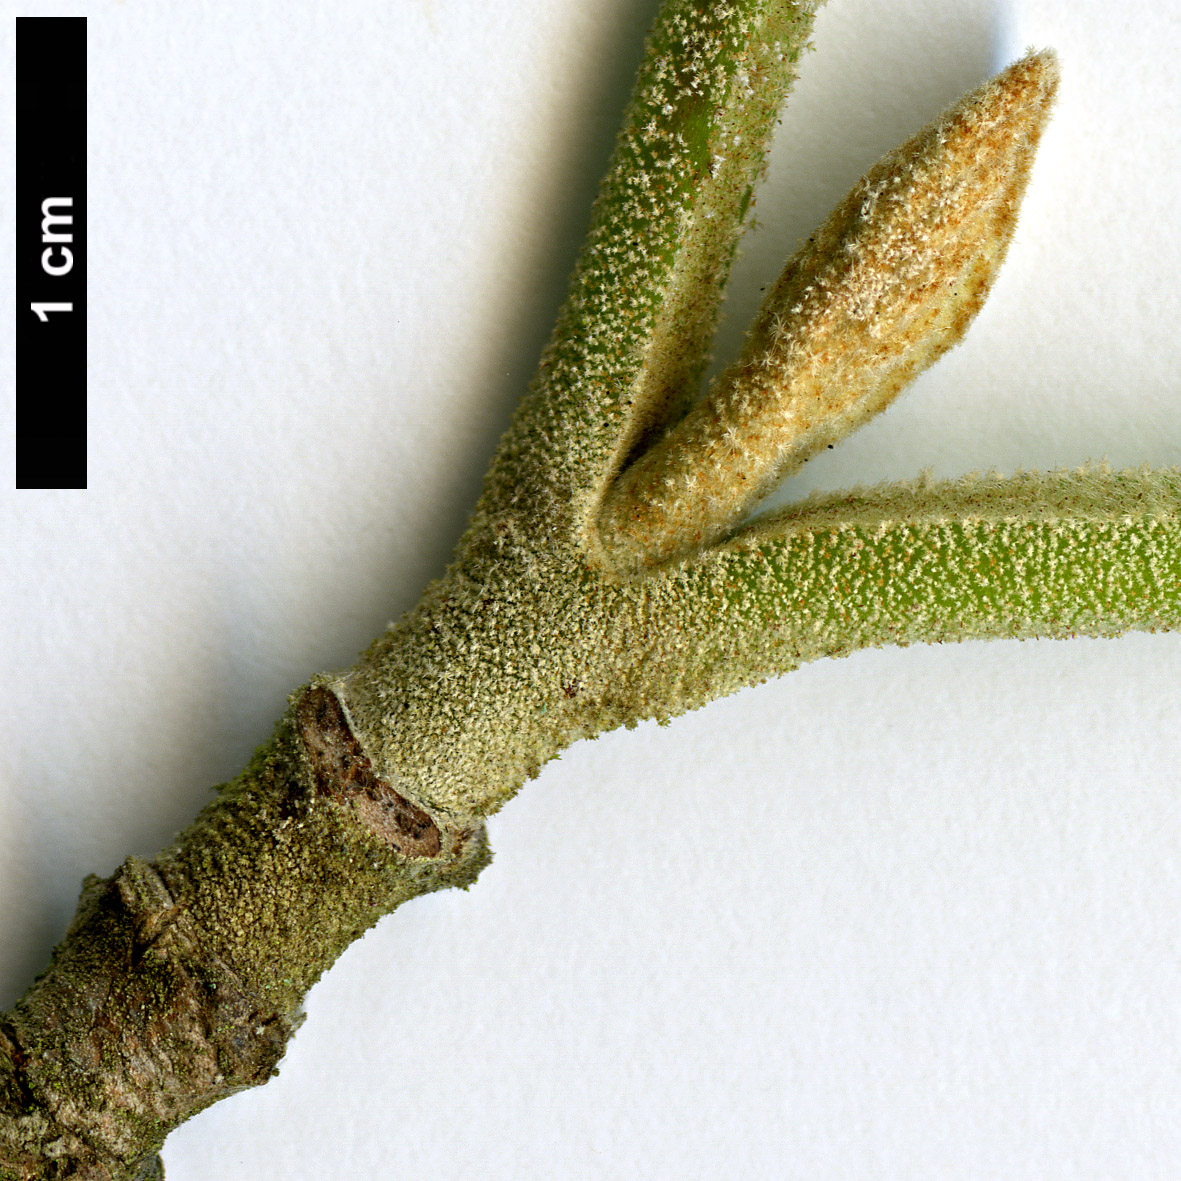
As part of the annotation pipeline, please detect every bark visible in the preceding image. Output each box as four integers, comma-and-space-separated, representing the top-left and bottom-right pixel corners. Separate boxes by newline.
0, 686, 487, 1180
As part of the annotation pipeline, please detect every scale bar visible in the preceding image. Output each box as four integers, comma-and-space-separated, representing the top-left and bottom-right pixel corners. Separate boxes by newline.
15, 17, 87, 489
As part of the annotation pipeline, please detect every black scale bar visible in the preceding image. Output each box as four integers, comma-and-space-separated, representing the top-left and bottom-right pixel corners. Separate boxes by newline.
15, 17, 87, 489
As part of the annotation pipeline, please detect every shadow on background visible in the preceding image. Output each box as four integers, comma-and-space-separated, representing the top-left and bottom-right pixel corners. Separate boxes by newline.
0, 1, 1007, 1011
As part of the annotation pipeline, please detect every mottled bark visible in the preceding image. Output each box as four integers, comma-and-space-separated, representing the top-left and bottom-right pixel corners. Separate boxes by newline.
0, 689, 488, 1180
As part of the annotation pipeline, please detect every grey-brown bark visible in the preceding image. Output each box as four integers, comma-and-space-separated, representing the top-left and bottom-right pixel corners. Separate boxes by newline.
0, 691, 488, 1180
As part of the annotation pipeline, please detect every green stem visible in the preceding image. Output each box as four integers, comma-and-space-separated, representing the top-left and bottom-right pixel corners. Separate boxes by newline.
631, 468, 1181, 720
470, 0, 822, 549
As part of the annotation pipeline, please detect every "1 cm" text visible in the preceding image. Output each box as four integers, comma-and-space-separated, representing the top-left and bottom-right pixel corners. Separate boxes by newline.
31, 196, 75, 322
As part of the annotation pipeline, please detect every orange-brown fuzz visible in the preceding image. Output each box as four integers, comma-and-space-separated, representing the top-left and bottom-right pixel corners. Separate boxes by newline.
598, 52, 1060, 573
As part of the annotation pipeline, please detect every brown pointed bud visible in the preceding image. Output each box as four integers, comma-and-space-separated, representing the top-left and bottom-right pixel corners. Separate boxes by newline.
597, 50, 1061, 574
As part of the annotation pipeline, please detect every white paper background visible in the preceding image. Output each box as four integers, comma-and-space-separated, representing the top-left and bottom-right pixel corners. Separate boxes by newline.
2, 1, 1180, 1177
